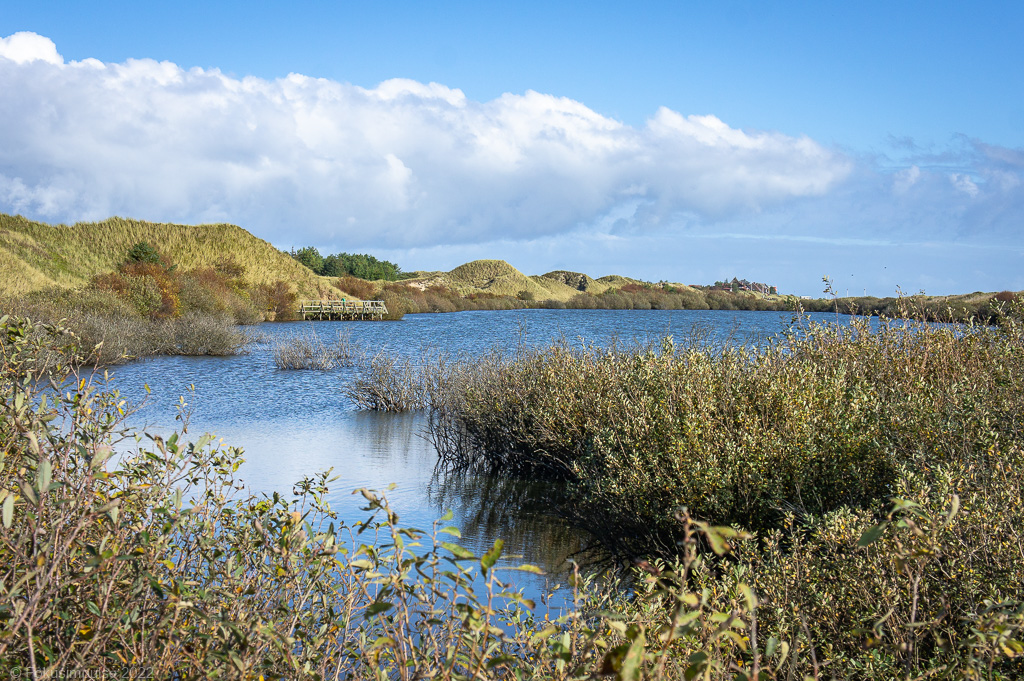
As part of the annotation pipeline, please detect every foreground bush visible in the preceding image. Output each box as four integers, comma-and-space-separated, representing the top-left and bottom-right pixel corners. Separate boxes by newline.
417, 310, 1024, 676
0, 316, 548, 678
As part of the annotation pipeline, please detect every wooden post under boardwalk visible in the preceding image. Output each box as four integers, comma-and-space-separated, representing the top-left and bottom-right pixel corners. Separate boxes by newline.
298, 300, 389, 321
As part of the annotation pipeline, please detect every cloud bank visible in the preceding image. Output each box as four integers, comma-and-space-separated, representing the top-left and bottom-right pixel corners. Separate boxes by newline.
1, 31, 849, 247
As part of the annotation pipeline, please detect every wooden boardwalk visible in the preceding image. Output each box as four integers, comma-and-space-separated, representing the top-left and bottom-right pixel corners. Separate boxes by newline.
298, 300, 388, 321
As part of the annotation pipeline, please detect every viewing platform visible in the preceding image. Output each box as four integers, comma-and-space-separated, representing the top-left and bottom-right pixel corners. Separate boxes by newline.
298, 300, 388, 321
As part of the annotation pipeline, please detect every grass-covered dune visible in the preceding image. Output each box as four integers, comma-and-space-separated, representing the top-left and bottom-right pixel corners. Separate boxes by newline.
399, 259, 585, 302
0, 213, 333, 297
0, 213, 333, 363
400, 259, 683, 304
367, 259, 783, 316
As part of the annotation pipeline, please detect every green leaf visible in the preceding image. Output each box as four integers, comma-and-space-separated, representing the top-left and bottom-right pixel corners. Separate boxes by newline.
486, 654, 515, 669
620, 630, 646, 681
481, 538, 504, 574
440, 509, 454, 522
439, 525, 462, 538
738, 583, 758, 611
858, 523, 888, 547
36, 458, 51, 495
705, 527, 731, 555
440, 541, 475, 560
765, 636, 778, 659
497, 592, 535, 610
20, 481, 37, 506
529, 625, 559, 644
2, 493, 14, 529
510, 563, 544, 574
364, 601, 394, 617
685, 651, 709, 680
228, 651, 245, 673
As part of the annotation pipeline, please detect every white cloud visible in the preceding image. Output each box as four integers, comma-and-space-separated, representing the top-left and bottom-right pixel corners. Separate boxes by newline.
0, 32, 850, 249
0, 32, 63, 65
892, 165, 921, 193
950, 173, 980, 198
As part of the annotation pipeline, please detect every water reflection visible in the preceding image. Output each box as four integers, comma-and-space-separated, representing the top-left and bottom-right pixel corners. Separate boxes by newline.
427, 467, 598, 576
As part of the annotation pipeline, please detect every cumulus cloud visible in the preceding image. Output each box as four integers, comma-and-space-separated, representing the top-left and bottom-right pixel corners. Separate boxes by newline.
0, 32, 851, 248
0, 32, 63, 65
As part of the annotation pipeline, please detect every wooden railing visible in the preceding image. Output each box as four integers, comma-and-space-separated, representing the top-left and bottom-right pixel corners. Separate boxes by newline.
297, 300, 388, 320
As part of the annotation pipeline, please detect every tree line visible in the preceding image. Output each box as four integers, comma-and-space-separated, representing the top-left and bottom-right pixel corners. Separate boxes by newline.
289, 246, 403, 281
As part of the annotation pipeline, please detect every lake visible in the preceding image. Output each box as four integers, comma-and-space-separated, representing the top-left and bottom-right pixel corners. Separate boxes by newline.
106, 308, 859, 600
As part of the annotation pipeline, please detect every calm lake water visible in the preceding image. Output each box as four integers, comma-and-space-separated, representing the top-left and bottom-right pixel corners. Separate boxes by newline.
106, 308, 861, 600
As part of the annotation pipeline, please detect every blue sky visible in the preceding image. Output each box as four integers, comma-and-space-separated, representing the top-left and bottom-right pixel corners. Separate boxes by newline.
1, 1, 1022, 295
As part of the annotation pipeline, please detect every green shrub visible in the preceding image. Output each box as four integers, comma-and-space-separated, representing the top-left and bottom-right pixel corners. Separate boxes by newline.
256, 280, 298, 321
124, 273, 164, 316
124, 240, 162, 264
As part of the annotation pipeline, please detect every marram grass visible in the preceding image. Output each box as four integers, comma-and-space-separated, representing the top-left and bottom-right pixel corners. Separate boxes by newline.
0, 213, 333, 297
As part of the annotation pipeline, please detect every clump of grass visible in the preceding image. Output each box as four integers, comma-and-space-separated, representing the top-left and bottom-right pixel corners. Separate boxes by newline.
271, 327, 363, 370
2, 293, 250, 364
343, 350, 429, 411
159, 311, 250, 356
333, 329, 363, 365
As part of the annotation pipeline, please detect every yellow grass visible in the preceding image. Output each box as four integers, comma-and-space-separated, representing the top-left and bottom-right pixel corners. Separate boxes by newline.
401, 260, 598, 303
0, 215, 657, 304
539, 270, 611, 295
0, 213, 333, 297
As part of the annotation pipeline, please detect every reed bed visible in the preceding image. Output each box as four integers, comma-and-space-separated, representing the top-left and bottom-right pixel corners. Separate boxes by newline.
0, 303, 250, 364
427, 314, 1024, 545
271, 327, 363, 370
343, 350, 429, 411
